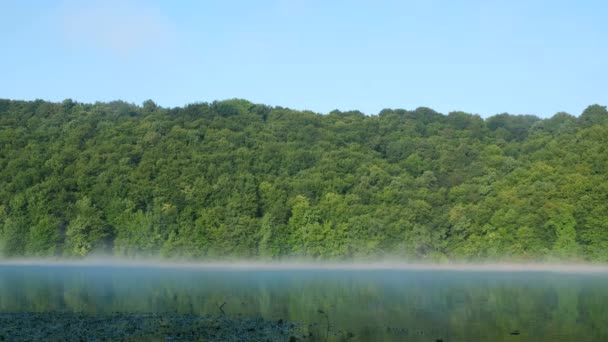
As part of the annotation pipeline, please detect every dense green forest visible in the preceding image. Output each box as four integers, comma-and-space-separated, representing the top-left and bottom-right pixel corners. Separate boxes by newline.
1, 98, 607, 261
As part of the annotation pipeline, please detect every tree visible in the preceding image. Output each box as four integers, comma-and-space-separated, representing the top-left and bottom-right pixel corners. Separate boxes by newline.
65, 197, 110, 256
579, 104, 608, 127
0, 98, 607, 261
548, 213, 580, 259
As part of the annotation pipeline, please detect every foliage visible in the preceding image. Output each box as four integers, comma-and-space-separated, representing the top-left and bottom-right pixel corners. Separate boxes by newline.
0, 98, 607, 261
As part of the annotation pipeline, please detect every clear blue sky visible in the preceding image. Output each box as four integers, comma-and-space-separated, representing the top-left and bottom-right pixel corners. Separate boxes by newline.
1, 0, 606, 117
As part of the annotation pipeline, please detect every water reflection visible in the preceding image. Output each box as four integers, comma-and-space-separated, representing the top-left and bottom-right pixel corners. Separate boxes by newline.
0, 265, 607, 341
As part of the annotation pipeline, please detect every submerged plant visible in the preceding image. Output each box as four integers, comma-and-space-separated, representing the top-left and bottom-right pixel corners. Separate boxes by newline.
317, 309, 329, 342
218, 302, 226, 316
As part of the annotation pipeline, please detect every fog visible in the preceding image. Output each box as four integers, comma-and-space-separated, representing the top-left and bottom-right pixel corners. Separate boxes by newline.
1, 257, 607, 273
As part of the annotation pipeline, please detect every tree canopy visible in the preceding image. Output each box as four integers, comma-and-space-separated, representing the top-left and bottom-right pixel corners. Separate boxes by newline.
1, 98, 607, 261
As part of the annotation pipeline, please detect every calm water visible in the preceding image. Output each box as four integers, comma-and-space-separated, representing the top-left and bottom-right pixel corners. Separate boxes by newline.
0, 264, 607, 341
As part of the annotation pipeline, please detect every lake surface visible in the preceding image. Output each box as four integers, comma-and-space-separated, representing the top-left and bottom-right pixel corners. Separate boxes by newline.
0, 264, 607, 341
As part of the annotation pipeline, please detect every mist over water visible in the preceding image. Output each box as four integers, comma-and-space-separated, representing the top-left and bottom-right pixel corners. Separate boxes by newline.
2, 258, 608, 273
1, 260, 608, 341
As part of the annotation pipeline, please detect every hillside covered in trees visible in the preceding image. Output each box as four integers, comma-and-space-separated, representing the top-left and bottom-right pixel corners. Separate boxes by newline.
1, 99, 607, 261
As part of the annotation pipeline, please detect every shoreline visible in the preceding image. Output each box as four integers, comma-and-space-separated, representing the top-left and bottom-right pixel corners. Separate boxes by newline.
0, 312, 302, 342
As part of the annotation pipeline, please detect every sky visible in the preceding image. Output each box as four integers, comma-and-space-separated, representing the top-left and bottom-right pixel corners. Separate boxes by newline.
1, 0, 606, 118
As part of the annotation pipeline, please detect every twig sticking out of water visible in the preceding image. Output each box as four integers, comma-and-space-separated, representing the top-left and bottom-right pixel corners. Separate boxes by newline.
218, 302, 226, 316
317, 309, 329, 342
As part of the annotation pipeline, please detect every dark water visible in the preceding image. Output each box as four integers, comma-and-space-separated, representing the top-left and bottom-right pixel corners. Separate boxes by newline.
0, 265, 607, 341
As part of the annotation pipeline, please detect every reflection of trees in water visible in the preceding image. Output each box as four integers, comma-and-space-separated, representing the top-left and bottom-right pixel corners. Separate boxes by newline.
0, 268, 607, 341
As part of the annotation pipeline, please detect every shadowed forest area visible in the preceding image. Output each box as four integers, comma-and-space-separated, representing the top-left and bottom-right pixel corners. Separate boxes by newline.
1, 98, 607, 261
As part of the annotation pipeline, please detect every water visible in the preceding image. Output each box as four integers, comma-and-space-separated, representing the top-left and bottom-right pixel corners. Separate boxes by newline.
0, 264, 607, 341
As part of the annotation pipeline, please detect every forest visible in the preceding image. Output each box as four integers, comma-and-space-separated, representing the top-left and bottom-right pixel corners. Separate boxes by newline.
0, 98, 607, 261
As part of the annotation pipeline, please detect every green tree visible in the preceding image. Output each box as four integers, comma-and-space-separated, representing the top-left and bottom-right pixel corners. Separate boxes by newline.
65, 197, 110, 256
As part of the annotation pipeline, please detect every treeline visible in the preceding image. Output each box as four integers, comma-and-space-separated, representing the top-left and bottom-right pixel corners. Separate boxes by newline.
0, 98, 607, 261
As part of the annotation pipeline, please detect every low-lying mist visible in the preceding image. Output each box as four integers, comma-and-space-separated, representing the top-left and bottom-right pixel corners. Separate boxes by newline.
1, 257, 608, 273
